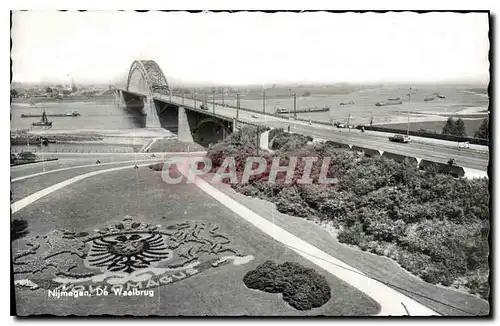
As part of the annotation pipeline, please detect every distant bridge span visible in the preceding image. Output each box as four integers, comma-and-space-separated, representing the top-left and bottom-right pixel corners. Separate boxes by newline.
116, 60, 247, 144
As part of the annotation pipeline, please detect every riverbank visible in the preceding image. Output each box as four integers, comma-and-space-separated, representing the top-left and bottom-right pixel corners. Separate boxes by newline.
11, 128, 192, 154
11, 94, 113, 104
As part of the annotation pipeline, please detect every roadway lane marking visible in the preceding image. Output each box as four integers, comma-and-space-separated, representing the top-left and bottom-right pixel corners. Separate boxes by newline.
10, 161, 162, 214
188, 175, 439, 316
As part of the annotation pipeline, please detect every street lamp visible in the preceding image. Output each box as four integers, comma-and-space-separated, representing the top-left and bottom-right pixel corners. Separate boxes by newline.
407, 87, 412, 136
263, 86, 266, 114
212, 89, 216, 113
181, 83, 184, 105
293, 93, 297, 119
236, 93, 240, 130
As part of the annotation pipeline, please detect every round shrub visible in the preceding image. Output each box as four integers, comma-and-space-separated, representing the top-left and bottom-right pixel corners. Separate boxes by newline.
243, 261, 331, 310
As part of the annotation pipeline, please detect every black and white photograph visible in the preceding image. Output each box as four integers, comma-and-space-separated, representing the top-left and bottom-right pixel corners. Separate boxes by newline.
9, 9, 491, 317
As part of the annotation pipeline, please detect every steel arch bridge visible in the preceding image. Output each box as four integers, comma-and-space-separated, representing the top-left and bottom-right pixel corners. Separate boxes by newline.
126, 60, 170, 96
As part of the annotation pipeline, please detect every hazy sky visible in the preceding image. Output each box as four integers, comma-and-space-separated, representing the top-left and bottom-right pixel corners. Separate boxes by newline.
11, 11, 490, 85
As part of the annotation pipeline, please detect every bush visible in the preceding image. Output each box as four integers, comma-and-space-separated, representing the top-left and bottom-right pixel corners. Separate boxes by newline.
275, 187, 312, 217
337, 223, 364, 246
243, 261, 331, 310
207, 127, 490, 299
18, 152, 37, 161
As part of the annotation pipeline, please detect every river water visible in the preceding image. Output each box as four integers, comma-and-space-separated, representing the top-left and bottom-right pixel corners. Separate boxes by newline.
10, 96, 154, 152
211, 85, 489, 125
10, 97, 137, 131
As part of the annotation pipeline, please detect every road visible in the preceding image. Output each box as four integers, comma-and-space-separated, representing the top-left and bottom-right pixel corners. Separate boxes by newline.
11, 153, 489, 316
158, 94, 489, 171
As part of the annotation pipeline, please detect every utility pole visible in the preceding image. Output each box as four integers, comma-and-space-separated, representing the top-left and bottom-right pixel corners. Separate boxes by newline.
236, 93, 240, 130
407, 87, 412, 136
263, 88, 266, 114
222, 88, 225, 105
212, 90, 216, 113
256, 125, 260, 156
205, 92, 208, 108
181, 84, 184, 105
293, 93, 297, 119
193, 89, 196, 108
347, 113, 351, 127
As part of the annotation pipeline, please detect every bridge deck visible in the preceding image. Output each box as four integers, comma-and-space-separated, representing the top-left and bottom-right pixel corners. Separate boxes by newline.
117, 89, 489, 171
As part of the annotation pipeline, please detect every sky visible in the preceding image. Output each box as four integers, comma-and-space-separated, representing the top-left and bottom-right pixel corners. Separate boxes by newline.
11, 11, 490, 86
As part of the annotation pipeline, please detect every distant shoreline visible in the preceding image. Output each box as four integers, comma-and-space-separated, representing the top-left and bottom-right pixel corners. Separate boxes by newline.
11, 94, 113, 104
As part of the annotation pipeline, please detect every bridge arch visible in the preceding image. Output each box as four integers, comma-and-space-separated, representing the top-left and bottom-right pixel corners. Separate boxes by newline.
192, 117, 232, 145
126, 60, 170, 96
194, 117, 232, 134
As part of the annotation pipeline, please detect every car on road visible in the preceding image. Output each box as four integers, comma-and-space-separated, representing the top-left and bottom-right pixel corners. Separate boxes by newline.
200, 104, 209, 110
458, 141, 470, 149
334, 122, 346, 128
251, 114, 259, 119
389, 134, 411, 143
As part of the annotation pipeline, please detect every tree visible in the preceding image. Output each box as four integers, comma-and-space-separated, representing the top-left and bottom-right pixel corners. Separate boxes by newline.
442, 117, 455, 135
454, 118, 467, 137
10, 89, 18, 98
442, 117, 467, 137
474, 118, 489, 139
46, 87, 53, 93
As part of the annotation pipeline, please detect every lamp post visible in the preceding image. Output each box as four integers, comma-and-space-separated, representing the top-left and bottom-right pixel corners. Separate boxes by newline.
181, 84, 184, 105
407, 87, 412, 136
263, 87, 266, 114
212, 90, 215, 113
293, 93, 297, 119
236, 93, 240, 130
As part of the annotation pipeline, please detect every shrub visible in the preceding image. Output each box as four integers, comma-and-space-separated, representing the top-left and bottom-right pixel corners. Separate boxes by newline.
337, 223, 364, 246
207, 128, 490, 299
243, 261, 331, 310
18, 151, 37, 161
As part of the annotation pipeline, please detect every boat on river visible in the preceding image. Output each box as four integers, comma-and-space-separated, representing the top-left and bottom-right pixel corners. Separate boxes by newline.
22, 111, 80, 118
32, 110, 52, 127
